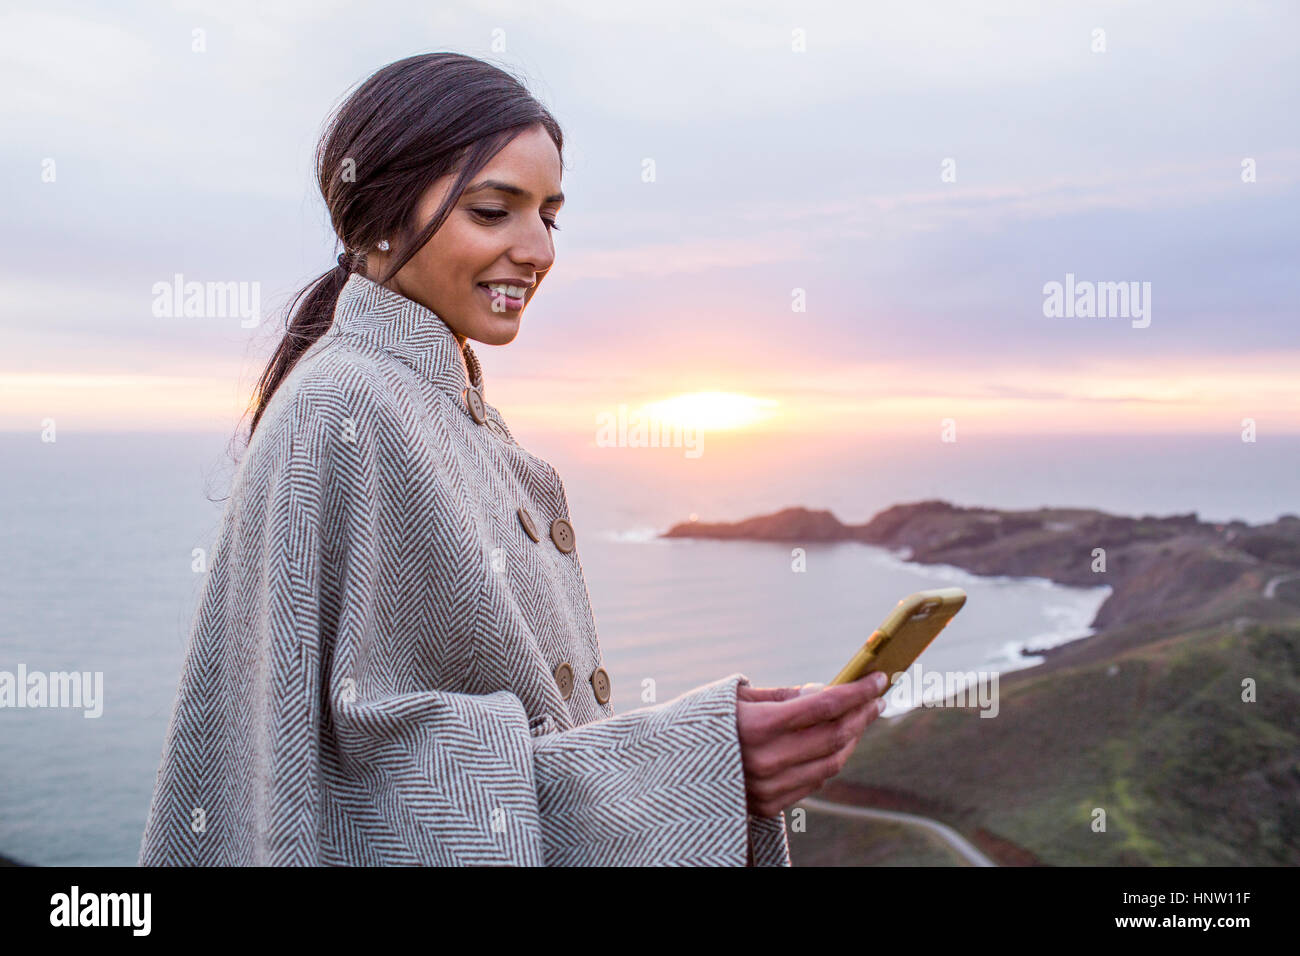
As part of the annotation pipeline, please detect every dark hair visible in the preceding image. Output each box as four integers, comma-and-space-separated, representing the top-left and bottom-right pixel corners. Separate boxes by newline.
245, 52, 564, 438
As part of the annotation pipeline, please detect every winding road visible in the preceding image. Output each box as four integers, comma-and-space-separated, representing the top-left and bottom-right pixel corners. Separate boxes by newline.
797, 796, 997, 866
1264, 572, 1300, 599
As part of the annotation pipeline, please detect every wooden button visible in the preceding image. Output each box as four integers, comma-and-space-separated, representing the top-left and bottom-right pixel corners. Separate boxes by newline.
517, 506, 540, 542
554, 662, 574, 700
550, 517, 575, 553
463, 386, 487, 424
590, 666, 611, 704
486, 418, 508, 439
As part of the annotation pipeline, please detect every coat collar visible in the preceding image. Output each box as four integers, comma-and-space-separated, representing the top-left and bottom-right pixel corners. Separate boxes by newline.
326, 273, 486, 398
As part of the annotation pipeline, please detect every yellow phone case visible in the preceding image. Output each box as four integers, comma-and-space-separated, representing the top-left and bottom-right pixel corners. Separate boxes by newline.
828, 587, 967, 686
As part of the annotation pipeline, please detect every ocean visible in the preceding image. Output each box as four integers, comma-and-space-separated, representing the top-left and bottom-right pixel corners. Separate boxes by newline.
1, 429, 1293, 866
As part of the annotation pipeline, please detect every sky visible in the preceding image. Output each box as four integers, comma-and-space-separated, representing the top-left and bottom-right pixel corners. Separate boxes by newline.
2, 0, 1298, 445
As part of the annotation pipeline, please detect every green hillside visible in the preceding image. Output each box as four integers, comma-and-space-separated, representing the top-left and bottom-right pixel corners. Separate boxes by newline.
832, 615, 1300, 865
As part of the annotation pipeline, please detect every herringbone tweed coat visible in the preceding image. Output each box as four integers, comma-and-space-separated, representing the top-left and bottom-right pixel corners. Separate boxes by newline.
139, 273, 791, 866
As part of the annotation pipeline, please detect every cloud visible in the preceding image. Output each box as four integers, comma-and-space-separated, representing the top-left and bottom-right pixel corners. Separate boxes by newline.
553, 232, 813, 280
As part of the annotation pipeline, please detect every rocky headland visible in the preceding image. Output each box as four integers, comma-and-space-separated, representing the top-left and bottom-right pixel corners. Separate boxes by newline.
664, 500, 1300, 865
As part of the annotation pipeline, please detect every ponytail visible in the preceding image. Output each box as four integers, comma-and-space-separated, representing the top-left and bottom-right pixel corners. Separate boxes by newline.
247, 257, 356, 438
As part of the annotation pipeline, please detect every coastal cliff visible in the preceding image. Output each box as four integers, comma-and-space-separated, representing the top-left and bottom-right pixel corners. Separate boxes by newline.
665, 500, 1300, 646
664, 500, 1300, 865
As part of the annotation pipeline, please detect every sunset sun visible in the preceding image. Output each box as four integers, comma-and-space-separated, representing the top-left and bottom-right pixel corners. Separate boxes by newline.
638, 391, 778, 431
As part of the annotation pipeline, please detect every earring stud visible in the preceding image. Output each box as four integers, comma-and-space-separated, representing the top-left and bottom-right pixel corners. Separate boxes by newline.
377, 239, 390, 252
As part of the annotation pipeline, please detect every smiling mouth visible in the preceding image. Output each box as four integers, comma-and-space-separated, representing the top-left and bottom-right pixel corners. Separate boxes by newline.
477, 283, 526, 311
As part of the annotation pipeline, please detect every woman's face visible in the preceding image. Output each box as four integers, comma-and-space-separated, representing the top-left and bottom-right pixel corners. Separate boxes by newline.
367, 123, 563, 346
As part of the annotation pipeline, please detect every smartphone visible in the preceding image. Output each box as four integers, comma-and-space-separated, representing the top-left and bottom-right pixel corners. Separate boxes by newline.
828, 587, 967, 687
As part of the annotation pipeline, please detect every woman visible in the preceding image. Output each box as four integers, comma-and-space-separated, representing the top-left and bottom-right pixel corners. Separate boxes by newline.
139, 52, 888, 867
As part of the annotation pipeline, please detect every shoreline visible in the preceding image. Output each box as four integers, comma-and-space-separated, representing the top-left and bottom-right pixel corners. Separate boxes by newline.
660, 499, 1300, 638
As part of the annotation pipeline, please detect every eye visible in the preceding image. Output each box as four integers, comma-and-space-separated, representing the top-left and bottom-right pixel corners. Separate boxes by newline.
471, 208, 561, 232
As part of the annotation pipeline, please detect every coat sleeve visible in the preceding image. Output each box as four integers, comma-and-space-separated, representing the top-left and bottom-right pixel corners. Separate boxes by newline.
530, 687, 792, 866
330, 658, 791, 866
139, 375, 790, 866
473, 549, 790, 866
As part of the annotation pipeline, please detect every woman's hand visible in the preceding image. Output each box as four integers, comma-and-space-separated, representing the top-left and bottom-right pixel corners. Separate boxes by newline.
735, 672, 890, 817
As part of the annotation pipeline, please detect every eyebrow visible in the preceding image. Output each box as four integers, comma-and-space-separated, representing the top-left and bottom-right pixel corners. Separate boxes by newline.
465, 179, 564, 204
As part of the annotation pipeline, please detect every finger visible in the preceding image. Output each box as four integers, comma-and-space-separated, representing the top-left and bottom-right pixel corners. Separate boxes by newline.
744, 697, 883, 784
753, 671, 889, 737
750, 778, 824, 818
796, 682, 825, 697
749, 735, 861, 815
